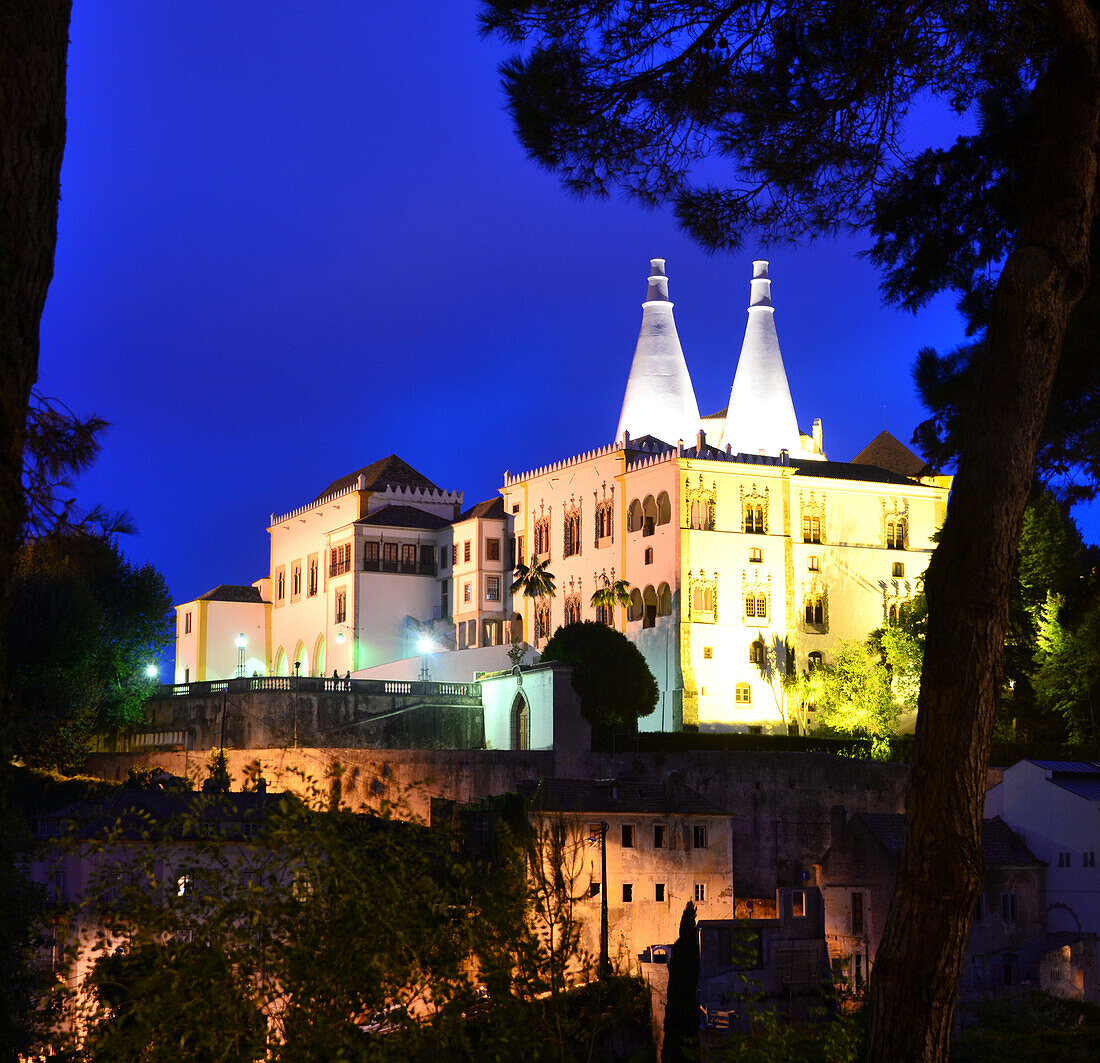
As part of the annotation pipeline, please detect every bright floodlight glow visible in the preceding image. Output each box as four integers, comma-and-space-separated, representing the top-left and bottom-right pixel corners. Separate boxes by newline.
417, 636, 434, 654
235, 632, 247, 649
336, 631, 345, 644
145, 664, 158, 679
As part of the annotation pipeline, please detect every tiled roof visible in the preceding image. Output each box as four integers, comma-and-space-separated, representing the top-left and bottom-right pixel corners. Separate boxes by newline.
355, 504, 452, 531
197, 584, 265, 604
313, 454, 441, 502
522, 777, 727, 816
791, 458, 919, 486
1030, 760, 1100, 772
1051, 776, 1100, 801
455, 497, 505, 523
38, 790, 285, 840
851, 431, 933, 478
853, 812, 1042, 867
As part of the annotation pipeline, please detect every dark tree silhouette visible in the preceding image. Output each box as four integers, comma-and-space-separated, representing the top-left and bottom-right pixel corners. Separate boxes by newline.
662, 901, 699, 1063
541, 621, 658, 731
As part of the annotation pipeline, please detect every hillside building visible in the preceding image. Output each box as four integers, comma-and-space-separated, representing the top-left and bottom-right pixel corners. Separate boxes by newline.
174, 259, 951, 734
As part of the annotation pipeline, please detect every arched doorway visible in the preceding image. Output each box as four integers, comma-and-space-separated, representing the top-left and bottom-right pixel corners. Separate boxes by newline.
313, 635, 326, 676
511, 692, 530, 750
293, 641, 309, 677
273, 647, 288, 677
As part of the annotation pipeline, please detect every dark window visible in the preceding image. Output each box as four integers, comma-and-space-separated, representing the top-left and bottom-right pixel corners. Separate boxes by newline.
334, 590, 346, 625
655, 883, 665, 902
486, 576, 501, 602
621, 824, 635, 848
1001, 893, 1018, 923
383, 542, 398, 572
184, 612, 192, 634
464, 541, 471, 563
486, 538, 500, 561
654, 824, 667, 848
622, 883, 633, 903
851, 892, 864, 935
693, 825, 708, 849
365, 542, 380, 572
440, 546, 449, 568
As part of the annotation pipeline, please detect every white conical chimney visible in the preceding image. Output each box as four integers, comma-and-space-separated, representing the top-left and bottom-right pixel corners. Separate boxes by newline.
615, 259, 702, 446
719, 261, 804, 458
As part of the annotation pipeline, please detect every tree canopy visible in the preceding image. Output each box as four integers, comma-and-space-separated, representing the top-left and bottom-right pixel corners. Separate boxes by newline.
7, 532, 172, 771
540, 621, 658, 731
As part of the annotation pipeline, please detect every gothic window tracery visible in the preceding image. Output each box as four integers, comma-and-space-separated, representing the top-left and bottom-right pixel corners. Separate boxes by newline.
689, 570, 718, 623
563, 498, 582, 558
803, 578, 829, 632
881, 497, 910, 550
535, 597, 553, 641
594, 485, 614, 546
564, 592, 582, 625
799, 491, 827, 544
533, 506, 551, 557
684, 476, 717, 531
740, 484, 769, 534
742, 571, 772, 625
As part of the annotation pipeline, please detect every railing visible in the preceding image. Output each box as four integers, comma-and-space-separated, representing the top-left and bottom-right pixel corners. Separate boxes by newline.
163, 677, 480, 699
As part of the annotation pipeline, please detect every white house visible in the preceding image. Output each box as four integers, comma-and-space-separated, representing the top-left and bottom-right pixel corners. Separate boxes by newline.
986, 759, 1100, 936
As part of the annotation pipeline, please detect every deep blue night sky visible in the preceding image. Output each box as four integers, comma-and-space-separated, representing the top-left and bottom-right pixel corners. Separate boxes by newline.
37, 2, 1094, 648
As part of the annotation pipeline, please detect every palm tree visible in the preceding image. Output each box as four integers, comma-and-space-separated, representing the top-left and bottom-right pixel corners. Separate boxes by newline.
511, 554, 557, 646
511, 553, 557, 599
590, 578, 631, 626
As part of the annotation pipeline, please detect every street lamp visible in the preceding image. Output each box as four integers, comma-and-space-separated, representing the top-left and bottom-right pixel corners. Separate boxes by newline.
145, 664, 158, 680
417, 634, 433, 682
235, 633, 247, 678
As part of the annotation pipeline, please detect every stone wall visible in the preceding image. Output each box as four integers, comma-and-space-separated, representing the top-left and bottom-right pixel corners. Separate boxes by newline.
105, 680, 484, 752
84, 746, 908, 895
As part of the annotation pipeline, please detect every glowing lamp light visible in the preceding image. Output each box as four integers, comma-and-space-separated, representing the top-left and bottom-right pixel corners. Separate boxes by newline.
234, 633, 248, 650
336, 631, 345, 644
145, 664, 158, 679
417, 635, 434, 654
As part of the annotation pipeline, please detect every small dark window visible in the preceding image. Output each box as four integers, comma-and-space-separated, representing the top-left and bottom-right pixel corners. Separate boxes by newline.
622, 883, 633, 903
621, 824, 635, 848
653, 824, 667, 848
655, 883, 665, 902
851, 892, 864, 935
693, 825, 707, 849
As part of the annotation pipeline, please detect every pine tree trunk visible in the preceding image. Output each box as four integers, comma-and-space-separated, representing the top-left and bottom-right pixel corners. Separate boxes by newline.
866, 6, 1100, 1060
0, 0, 70, 689
0, 3, 70, 1057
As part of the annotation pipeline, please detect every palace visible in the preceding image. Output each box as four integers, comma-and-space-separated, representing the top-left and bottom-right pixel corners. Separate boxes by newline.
174, 259, 950, 733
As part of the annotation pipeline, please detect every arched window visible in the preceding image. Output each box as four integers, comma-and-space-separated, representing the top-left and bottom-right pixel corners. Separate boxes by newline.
744, 503, 764, 534
746, 594, 767, 620
627, 499, 644, 533
534, 515, 551, 556
807, 555, 820, 572
657, 492, 672, 525
595, 499, 614, 542
888, 603, 899, 624
564, 594, 581, 625
749, 640, 764, 665
805, 597, 825, 626
802, 515, 822, 543
273, 646, 288, 677
642, 495, 658, 536
313, 635, 327, 677
657, 582, 672, 617
892, 562, 905, 578
535, 599, 553, 641
749, 547, 763, 563
808, 651, 824, 670
886, 518, 907, 549
643, 586, 658, 628
693, 586, 714, 614
293, 641, 309, 677
628, 588, 644, 622
735, 683, 752, 704
563, 505, 582, 558
511, 693, 530, 751
690, 498, 715, 531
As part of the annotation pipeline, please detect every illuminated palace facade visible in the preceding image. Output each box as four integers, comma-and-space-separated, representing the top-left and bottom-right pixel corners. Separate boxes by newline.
174, 260, 950, 733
